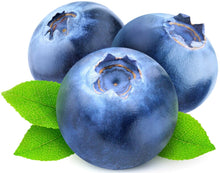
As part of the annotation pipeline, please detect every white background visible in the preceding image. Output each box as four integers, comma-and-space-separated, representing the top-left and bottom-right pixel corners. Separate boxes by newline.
0, 0, 219, 172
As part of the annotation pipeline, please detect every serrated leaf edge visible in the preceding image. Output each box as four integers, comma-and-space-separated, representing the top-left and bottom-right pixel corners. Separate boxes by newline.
159, 112, 216, 160
2, 88, 56, 109
14, 133, 62, 156
1, 81, 59, 129
172, 135, 215, 150
14, 126, 74, 161
175, 112, 216, 150
2, 91, 58, 129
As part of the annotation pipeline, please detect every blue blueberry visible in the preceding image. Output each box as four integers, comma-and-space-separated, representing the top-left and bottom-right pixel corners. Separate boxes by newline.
28, 1, 123, 83
112, 13, 218, 112
56, 47, 178, 169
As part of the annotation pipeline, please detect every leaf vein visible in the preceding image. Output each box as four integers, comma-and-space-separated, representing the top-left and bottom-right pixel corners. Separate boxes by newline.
16, 134, 62, 155
173, 135, 214, 148
5, 92, 56, 110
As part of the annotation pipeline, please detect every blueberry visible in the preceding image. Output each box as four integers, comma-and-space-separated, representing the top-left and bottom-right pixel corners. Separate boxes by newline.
56, 47, 178, 169
112, 13, 218, 112
28, 1, 123, 83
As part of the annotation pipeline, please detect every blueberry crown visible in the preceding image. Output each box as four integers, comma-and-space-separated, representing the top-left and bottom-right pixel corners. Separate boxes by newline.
174, 13, 205, 40
164, 13, 206, 50
46, 11, 77, 39
93, 54, 141, 99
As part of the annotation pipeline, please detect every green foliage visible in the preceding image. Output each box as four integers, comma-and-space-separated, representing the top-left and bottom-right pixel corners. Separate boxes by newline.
159, 112, 215, 160
2, 81, 60, 129
2, 81, 215, 161
14, 125, 74, 161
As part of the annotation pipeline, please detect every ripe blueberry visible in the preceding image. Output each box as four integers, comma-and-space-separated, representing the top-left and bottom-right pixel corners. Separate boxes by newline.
112, 13, 218, 112
28, 1, 123, 83
56, 47, 178, 169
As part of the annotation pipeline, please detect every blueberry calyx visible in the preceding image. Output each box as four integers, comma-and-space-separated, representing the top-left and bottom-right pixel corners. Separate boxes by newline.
174, 13, 191, 24
46, 11, 77, 40
164, 13, 206, 50
93, 54, 141, 99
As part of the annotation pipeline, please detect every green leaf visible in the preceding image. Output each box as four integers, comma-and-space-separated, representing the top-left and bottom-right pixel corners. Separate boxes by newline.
14, 125, 74, 161
159, 112, 215, 160
2, 81, 60, 129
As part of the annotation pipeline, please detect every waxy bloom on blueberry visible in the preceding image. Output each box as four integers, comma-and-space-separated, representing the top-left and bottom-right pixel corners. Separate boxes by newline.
112, 13, 218, 112
28, 1, 123, 83
56, 47, 178, 170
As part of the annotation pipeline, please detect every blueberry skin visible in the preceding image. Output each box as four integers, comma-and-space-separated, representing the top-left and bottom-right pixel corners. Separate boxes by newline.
28, 1, 123, 83
56, 47, 178, 169
112, 13, 218, 112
